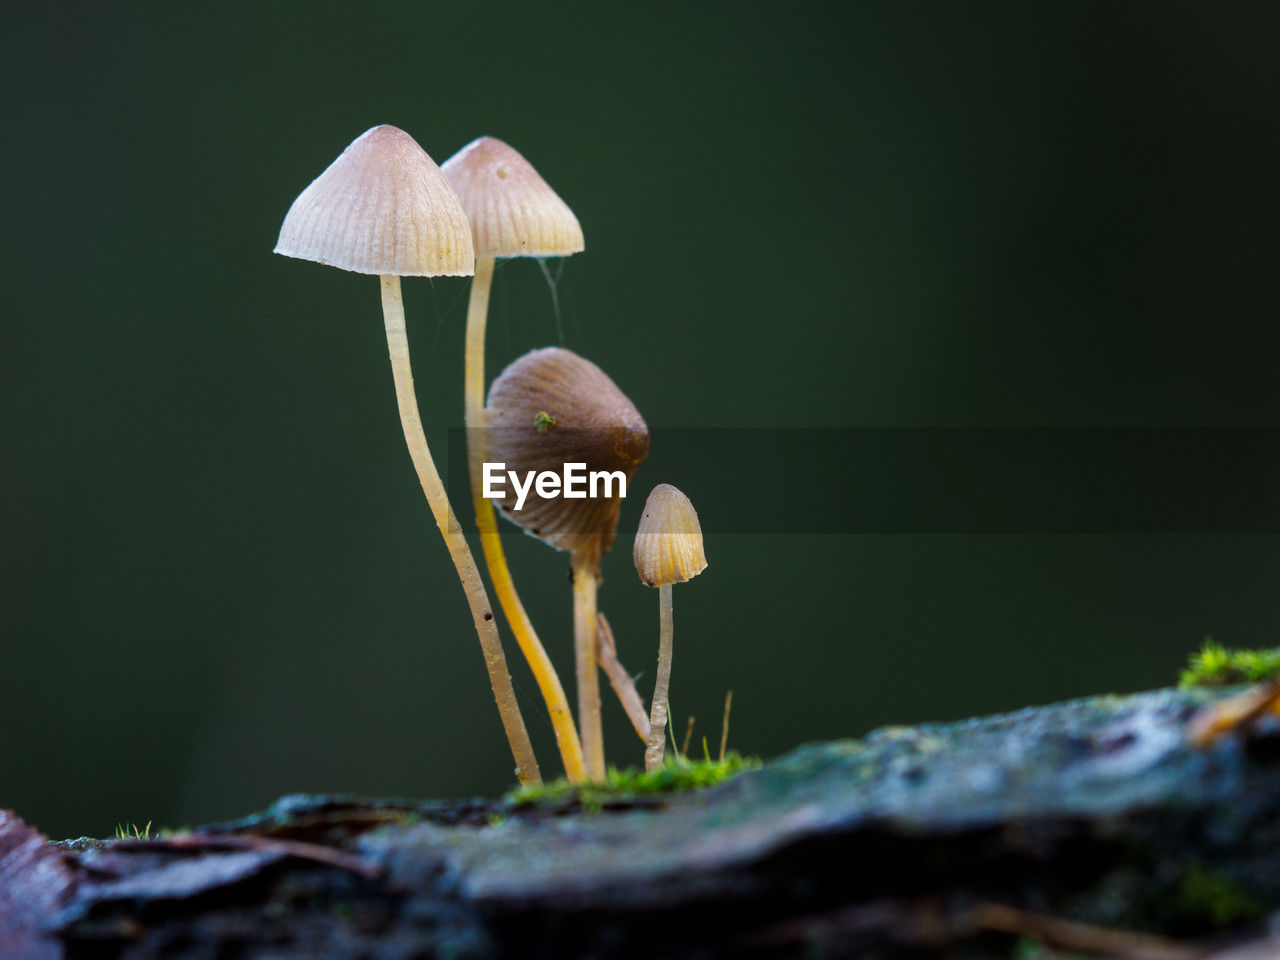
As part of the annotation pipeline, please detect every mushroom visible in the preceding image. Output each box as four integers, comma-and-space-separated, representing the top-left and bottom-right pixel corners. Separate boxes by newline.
486, 347, 649, 780
274, 125, 541, 785
442, 137, 586, 782
633, 484, 708, 772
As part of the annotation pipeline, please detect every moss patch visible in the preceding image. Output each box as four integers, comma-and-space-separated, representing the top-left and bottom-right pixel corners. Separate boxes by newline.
1172, 864, 1263, 928
1179, 641, 1280, 689
506, 752, 760, 812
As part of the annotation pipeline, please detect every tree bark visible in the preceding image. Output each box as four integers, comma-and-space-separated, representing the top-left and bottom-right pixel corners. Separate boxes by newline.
22, 686, 1280, 959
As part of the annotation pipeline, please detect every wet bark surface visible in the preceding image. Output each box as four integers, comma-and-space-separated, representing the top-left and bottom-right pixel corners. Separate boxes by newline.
14, 686, 1280, 958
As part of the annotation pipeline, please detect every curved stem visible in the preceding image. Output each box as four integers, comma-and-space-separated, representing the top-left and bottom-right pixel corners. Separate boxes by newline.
380, 274, 540, 786
645, 585, 674, 772
465, 257, 586, 783
572, 551, 606, 780
597, 612, 650, 742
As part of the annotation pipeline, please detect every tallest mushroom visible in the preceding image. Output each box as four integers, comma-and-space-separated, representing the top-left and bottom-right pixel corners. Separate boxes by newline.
442, 137, 587, 782
273, 125, 540, 785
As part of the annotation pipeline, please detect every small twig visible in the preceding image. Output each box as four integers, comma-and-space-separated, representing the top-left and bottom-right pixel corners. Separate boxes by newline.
596, 612, 650, 741
719, 690, 733, 762
112, 833, 381, 879
1186, 679, 1280, 748
681, 716, 696, 758
970, 901, 1204, 960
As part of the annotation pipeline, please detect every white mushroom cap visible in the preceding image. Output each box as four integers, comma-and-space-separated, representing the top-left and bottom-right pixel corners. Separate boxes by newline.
442, 136, 584, 259
275, 125, 474, 277
633, 484, 708, 588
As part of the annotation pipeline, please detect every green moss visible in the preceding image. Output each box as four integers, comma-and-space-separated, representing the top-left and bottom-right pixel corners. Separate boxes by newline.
506, 752, 760, 811
1173, 864, 1263, 928
533, 410, 557, 434
1179, 640, 1280, 688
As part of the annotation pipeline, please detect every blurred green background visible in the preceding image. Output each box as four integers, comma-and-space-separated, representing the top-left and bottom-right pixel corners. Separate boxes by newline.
3, 3, 1278, 840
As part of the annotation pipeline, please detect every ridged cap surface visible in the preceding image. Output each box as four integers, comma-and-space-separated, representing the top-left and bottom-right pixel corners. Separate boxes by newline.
633, 484, 708, 587
275, 125, 474, 277
485, 347, 648, 572
443, 137, 584, 259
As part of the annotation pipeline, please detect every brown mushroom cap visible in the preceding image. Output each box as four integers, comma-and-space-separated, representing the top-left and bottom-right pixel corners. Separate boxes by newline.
485, 347, 648, 572
442, 137, 584, 259
633, 484, 708, 588
274, 125, 474, 277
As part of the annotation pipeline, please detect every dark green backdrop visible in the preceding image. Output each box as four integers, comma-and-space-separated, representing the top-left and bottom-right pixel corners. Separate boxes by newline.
3, 2, 1278, 839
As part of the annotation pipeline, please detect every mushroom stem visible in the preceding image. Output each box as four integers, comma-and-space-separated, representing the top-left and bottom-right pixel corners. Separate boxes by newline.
572, 550, 606, 780
644, 584, 674, 772
380, 274, 541, 786
465, 257, 587, 784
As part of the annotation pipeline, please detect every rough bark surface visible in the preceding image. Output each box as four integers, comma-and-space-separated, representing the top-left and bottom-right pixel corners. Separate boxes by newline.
21, 686, 1280, 958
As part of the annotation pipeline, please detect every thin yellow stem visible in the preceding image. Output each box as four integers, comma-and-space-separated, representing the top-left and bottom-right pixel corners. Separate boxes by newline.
573, 551, 606, 780
645, 584, 674, 772
380, 274, 540, 786
464, 257, 586, 783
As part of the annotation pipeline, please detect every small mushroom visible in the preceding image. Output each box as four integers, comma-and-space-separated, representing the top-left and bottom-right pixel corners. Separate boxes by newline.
274, 125, 540, 785
486, 347, 649, 780
633, 484, 708, 772
443, 137, 586, 782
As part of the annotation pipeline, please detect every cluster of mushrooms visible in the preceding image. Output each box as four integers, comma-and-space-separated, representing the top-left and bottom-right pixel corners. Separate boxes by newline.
274, 126, 708, 786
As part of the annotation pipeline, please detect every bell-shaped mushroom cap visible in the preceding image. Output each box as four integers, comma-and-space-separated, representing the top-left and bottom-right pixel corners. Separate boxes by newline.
442, 137, 584, 259
275, 125, 474, 277
486, 347, 648, 572
633, 484, 708, 588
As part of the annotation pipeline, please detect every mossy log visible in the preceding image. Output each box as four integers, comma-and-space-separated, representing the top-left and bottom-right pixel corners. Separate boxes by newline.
13, 687, 1280, 958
